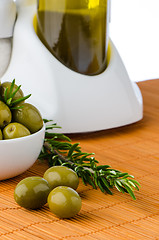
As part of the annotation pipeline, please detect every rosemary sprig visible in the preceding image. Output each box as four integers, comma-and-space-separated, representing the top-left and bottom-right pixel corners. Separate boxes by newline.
39, 120, 140, 200
1, 79, 31, 109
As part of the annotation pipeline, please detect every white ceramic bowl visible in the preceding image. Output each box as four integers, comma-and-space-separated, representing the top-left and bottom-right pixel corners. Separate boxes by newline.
0, 124, 45, 180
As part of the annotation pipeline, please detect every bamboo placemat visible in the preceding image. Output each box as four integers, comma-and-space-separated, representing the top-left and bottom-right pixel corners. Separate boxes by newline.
0, 79, 159, 240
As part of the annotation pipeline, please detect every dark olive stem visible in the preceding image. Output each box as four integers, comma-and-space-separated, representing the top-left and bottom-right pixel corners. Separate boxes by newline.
43, 141, 95, 175
43, 142, 77, 167
44, 141, 94, 173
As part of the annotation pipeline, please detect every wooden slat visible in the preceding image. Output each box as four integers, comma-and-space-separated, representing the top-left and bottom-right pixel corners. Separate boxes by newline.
0, 79, 159, 239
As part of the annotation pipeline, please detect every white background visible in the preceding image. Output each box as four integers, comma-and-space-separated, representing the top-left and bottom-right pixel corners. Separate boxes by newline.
110, 0, 159, 82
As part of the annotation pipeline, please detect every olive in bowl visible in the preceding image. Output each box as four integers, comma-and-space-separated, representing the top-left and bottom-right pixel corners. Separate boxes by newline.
0, 81, 24, 101
0, 124, 45, 180
3, 122, 31, 139
12, 103, 44, 133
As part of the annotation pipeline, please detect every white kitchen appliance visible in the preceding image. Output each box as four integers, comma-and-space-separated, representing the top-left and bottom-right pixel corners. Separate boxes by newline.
1, 0, 143, 133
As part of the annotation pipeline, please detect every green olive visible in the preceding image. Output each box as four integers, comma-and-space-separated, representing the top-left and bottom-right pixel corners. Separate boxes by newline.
0, 81, 24, 101
48, 186, 82, 218
43, 166, 79, 191
0, 129, 3, 140
0, 101, 12, 128
3, 122, 30, 139
12, 103, 43, 133
14, 176, 51, 209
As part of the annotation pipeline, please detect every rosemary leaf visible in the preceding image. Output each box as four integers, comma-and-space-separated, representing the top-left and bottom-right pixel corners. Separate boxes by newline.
114, 182, 125, 193
100, 177, 113, 195
10, 85, 21, 99
8, 78, 15, 98
128, 180, 140, 191
4, 87, 8, 103
11, 94, 31, 106
68, 143, 80, 158
124, 185, 136, 200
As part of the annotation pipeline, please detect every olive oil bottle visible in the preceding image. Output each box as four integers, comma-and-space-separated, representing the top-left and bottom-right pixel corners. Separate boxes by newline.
37, 0, 109, 75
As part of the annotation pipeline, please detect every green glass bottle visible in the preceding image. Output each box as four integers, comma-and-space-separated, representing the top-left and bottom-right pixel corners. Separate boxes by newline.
37, 0, 109, 75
